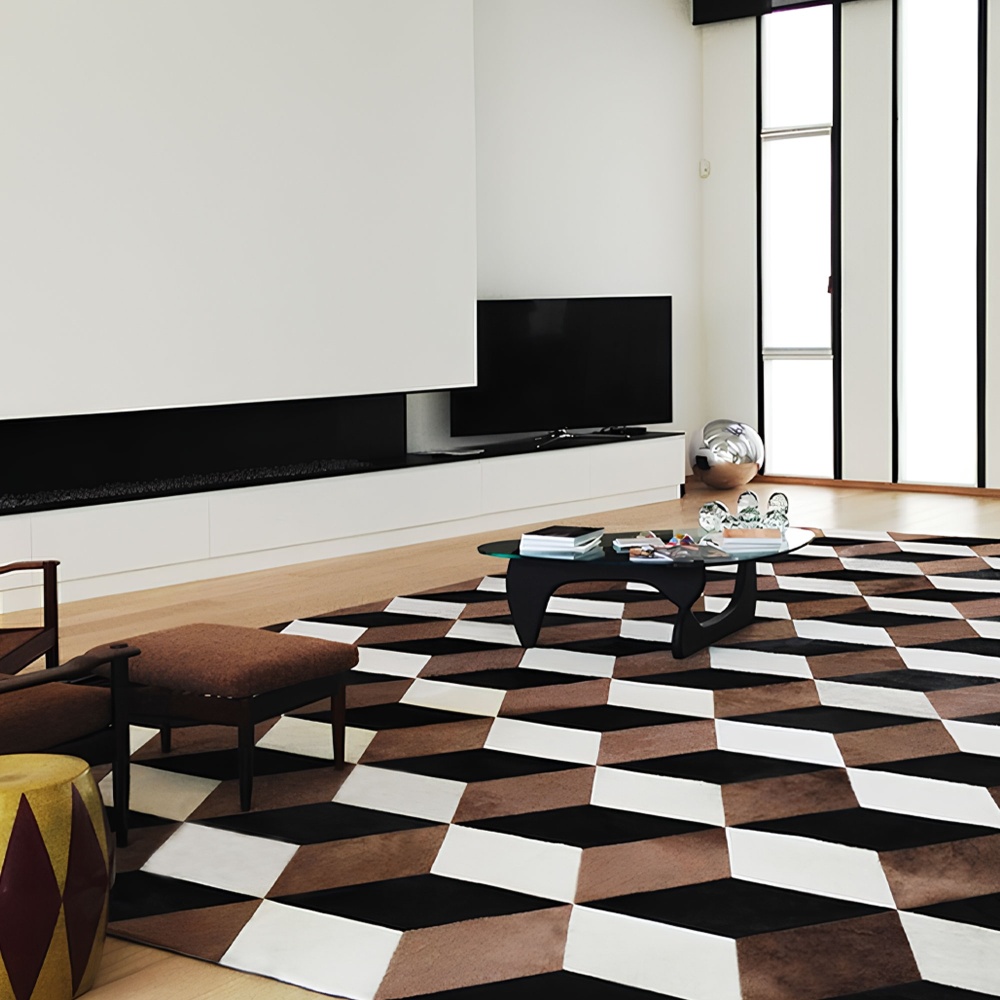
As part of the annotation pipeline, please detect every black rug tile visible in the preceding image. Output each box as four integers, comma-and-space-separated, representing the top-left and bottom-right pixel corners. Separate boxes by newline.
141, 747, 333, 780
106, 808, 176, 830
468, 612, 615, 628
920, 638, 1000, 658
775, 569, 915, 583
406, 970, 680, 998
542, 636, 674, 657
729, 706, 927, 732
835, 670, 999, 692
461, 804, 709, 848
625, 668, 802, 690
345, 703, 488, 730
343, 670, 414, 687
361, 638, 511, 656
830, 982, 1000, 998
434, 667, 593, 691
956, 712, 1000, 725
197, 802, 440, 845
587, 878, 884, 937
309, 611, 434, 628
405, 589, 503, 605
911, 891, 1000, 931
110, 870, 255, 922
936, 569, 1000, 582
274, 873, 556, 930
798, 536, 892, 549
369, 748, 582, 782
610, 749, 826, 783
737, 807, 996, 851
862, 753, 1000, 787
508, 705, 701, 732
871, 588, 984, 605
756, 588, 853, 605
721, 637, 878, 657
837, 551, 960, 565
813, 611, 962, 629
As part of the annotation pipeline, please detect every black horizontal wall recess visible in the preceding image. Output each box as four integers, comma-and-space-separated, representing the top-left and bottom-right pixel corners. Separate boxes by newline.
694, 0, 861, 25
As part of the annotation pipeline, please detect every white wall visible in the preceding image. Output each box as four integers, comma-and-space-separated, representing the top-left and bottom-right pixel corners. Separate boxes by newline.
841, 0, 893, 482
700, 16, 759, 433
0, 0, 477, 418
410, 0, 704, 452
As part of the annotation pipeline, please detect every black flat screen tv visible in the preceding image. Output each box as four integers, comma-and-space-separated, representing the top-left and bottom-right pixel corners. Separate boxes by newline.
450, 295, 672, 437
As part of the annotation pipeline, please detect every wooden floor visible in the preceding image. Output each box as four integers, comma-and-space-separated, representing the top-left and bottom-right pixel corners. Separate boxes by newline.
10, 478, 1000, 1000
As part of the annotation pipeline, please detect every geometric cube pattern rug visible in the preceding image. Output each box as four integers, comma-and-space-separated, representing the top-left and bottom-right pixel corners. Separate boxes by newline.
106, 530, 1000, 999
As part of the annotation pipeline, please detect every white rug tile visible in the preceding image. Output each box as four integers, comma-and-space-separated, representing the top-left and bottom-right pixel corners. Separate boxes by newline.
400, 677, 505, 717
99, 764, 219, 822
485, 717, 601, 765
899, 647, 1000, 680
609, 678, 714, 718
775, 576, 862, 596
255, 714, 376, 764
221, 900, 402, 1000
865, 596, 962, 619
793, 619, 894, 647
944, 719, 1000, 757
901, 911, 1000, 997
726, 827, 896, 908
709, 646, 813, 678
129, 725, 160, 754
969, 619, 1000, 640
986, 557, 1000, 571
626, 581, 658, 591
795, 543, 840, 560
755, 599, 792, 620
565, 906, 741, 1000
816, 679, 939, 719
841, 557, 924, 576
847, 768, 1000, 829
591, 766, 726, 826
546, 595, 625, 619
333, 764, 465, 823
143, 823, 298, 897
280, 620, 367, 644
385, 595, 467, 619
446, 619, 522, 646
827, 529, 895, 541
756, 562, 776, 576
896, 541, 977, 558
432, 824, 581, 903
715, 720, 845, 767
619, 618, 674, 643
354, 646, 431, 679
477, 576, 507, 593
928, 575, 1000, 594
519, 646, 616, 679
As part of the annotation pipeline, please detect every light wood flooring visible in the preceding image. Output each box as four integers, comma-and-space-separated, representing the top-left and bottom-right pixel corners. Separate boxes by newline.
7, 478, 1000, 1000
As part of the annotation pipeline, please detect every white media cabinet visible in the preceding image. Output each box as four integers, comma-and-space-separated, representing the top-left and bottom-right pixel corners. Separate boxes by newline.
0, 433, 685, 612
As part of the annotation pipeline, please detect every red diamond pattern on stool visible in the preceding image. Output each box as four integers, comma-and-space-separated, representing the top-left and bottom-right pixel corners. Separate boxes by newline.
0, 796, 63, 1000
64, 785, 110, 993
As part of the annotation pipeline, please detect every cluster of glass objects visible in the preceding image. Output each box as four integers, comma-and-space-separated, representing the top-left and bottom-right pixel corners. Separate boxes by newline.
698, 490, 790, 532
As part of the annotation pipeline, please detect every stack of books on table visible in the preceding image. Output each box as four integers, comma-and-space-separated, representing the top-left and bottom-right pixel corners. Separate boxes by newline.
518, 525, 604, 559
718, 527, 786, 553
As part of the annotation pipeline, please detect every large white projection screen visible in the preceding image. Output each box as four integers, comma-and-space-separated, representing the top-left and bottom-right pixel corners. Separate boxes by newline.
0, 1, 476, 419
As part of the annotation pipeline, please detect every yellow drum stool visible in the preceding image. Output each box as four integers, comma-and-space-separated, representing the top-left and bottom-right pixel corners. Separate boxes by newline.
0, 755, 111, 1000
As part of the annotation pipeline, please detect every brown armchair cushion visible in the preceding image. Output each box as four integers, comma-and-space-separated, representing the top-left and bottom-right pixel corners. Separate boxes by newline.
0, 683, 112, 754
100, 623, 359, 698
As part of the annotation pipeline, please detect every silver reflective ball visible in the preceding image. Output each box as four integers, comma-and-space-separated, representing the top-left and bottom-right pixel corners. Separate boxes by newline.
689, 420, 765, 490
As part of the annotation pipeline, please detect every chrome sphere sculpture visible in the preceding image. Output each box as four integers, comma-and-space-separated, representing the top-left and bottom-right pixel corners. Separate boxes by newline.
689, 420, 765, 490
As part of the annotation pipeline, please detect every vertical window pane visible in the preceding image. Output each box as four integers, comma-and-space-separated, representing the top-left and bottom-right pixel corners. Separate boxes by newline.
762, 5, 833, 129
763, 359, 834, 478
898, 0, 978, 486
762, 134, 831, 349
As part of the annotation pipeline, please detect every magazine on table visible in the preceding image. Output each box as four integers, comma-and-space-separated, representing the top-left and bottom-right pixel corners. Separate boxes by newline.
519, 525, 604, 552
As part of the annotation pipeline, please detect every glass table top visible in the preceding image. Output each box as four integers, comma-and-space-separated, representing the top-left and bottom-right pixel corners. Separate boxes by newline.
478, 527, 816, 567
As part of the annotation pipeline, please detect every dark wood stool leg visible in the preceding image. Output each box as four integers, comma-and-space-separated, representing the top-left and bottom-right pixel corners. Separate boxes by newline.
238, 704, 255, 811
332, 681, 346, 770
109, 648, 132, 847
160, 727, 172, 753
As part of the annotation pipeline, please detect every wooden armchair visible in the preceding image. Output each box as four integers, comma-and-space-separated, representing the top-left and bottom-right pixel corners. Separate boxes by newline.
0, 642, 140, 845
0, 560, 60, 674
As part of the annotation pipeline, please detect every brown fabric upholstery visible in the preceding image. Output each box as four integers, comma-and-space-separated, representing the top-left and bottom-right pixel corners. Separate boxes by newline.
103, 623, 358, 698
0, 683, 112, 754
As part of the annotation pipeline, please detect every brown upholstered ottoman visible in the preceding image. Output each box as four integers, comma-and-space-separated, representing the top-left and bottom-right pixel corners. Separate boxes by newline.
97, 623, 358, 811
